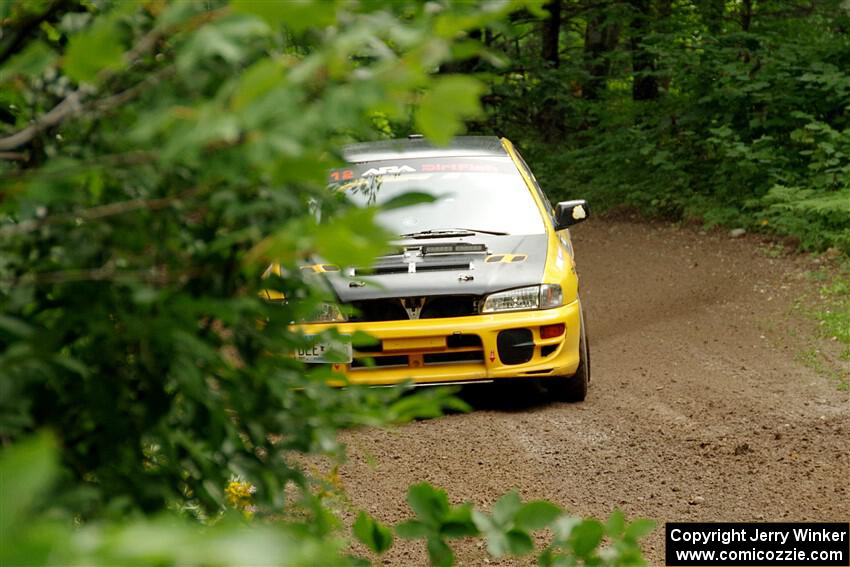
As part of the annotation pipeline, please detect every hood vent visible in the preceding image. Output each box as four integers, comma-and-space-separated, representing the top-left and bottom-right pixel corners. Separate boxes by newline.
420, 243, 487, 255
386, 243, 487, 256
361, 258, 472, 275
347, 243, 485, 276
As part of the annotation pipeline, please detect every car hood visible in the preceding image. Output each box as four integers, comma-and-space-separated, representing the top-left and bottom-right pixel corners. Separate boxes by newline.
315, 234, 548, 302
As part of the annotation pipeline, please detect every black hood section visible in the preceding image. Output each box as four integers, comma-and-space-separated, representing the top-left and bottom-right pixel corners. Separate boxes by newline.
317, 234, 548, 302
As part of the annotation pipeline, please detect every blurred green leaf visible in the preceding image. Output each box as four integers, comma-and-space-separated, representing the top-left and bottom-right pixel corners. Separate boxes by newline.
515, 500, 562, 531
0, 433, 58, 538
606, 508, 625, 536
427, 536, 454, 567
571, 519, 605, 557
552, 515, 582, 543
386, 387, 469, 422
439, 504, 477, 538
490, 491, 521, 525
231, 58, 286, 111
415, 76, 484, 145
380, 191, 437, 211
407, 483, 450, 526
353, 511, 393, 554
624, 518, 656, 541
63, 20, 125, 83
177, 14, 269, 73
505, 529, 534, 555
0, 315, 34, 338
314, 207, 394, 267
395, 519, 430, 539
470, 492, 556, 559
0, 40, 56, 83
232, 0, 337, 32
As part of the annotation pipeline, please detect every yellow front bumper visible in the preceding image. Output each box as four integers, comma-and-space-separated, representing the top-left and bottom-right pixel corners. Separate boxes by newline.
300, 300, 582, 386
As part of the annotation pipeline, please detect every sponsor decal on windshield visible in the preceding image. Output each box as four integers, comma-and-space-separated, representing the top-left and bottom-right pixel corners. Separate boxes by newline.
361, 165, 416, 176
421, 163, 499, 172
329, 158, 514, 183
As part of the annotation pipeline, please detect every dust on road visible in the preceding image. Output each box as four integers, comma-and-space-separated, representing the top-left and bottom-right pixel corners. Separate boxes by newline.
336, 219, 849, 565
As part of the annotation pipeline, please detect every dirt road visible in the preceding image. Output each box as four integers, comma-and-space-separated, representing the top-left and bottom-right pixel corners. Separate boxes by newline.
337, 219, 849, 565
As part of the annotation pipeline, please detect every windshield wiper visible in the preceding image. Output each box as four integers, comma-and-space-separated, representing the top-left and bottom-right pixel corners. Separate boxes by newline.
399, 228, 508, 239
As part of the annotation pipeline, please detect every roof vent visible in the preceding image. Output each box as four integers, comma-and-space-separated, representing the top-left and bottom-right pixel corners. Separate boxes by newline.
407, 134, 424, 139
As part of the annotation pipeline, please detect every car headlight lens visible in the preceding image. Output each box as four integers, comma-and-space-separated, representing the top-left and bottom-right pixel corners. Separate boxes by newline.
307, 302, 347, 323
481, 284, 563, 313
539, 284, 563, 309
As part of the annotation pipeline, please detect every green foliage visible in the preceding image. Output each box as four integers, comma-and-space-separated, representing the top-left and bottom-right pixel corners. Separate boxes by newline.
475, 492, 548, 554
354, 511, 394, 554
233, 0, 338, 32
0, 0, 517, 521
806, 263, 850, 385
63, 16, 126, 83
2, 437, 650, 566
416, 75, 485, 144
1, 0, 514, 520
0, 435, 345, 567
481, 0, 850, 254
388, 484, 650, 566
818, 271, 850, 347
396, 483, 477, 566
0, 432, 58, 538
0, 40, 56, 84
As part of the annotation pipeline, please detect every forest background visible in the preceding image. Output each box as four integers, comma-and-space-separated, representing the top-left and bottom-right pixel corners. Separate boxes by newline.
482, 0, 850, 254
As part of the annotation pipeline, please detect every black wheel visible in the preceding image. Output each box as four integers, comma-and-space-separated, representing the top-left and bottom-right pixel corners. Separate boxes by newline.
547, 306, 590, 402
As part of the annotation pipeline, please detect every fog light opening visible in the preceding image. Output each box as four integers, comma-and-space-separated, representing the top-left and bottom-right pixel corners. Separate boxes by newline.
540, 323, 565, 339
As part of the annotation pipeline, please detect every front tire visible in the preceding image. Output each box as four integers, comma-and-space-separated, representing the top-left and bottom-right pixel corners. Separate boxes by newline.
548, 307, 590, 402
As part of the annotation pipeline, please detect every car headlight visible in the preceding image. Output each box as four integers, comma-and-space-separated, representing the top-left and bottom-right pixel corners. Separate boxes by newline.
481, 284, 563, 313
306, 302, 347, 323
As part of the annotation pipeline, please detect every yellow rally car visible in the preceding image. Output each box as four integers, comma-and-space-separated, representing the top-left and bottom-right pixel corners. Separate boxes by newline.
292, 136, 590, 401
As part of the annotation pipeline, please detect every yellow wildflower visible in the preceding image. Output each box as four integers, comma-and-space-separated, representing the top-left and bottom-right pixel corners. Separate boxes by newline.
225, 478, 257, 518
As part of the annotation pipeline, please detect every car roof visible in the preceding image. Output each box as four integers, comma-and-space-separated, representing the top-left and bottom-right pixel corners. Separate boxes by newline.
343, 136, 507, 163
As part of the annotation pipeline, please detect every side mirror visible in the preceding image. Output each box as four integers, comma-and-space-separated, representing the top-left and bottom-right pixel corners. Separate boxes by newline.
554, 200, 590, 230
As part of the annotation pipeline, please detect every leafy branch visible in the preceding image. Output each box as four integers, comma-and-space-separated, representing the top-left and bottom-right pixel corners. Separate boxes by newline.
0, 8, 219, 152
0, 186, 196, 237
353, 483, 653, 566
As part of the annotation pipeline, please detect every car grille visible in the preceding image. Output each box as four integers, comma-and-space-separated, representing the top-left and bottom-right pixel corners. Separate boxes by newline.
351, 334, 484, 370
348, 295, 479, 322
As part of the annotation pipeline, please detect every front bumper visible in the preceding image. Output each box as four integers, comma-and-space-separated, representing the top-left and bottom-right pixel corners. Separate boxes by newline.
299, 300, 581, 386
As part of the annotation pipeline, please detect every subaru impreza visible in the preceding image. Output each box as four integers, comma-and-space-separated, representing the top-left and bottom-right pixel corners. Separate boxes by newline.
282, 136, 590, 401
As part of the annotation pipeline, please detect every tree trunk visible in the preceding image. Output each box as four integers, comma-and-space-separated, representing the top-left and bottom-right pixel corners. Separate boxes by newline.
541, 0, 562, 68
741, 0, 753, 31
697, 0, 725, 35
656, 0, 672, 93
629, 0, 659, 101
582, 11, 619, 100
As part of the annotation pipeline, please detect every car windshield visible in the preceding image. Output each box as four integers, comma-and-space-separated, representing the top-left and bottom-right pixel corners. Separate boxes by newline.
332, 157, 546, 236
